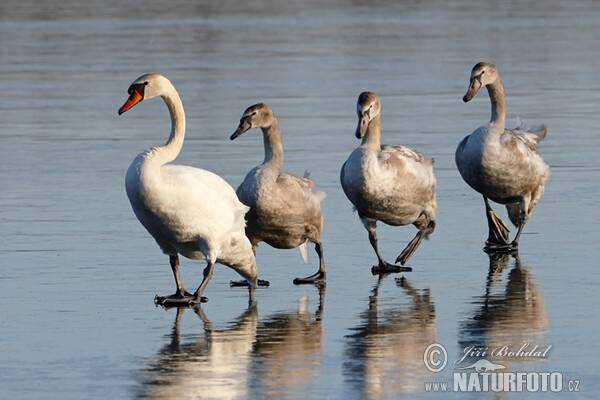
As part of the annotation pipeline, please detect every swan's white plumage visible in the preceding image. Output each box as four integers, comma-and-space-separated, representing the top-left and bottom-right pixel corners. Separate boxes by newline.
126, 159, 249, 260
121, 73, 257, 290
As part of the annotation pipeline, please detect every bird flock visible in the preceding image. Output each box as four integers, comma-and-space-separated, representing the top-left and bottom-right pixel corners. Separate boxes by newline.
118, 62, 549, 306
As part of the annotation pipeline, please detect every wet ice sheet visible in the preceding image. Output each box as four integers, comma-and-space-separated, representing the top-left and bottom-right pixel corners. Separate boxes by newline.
1, 0, 599, 398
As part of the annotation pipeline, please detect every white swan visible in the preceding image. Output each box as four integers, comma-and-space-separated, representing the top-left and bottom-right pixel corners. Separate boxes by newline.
341, 92, 437, 273
456, 62, 550, 251
230, 103, 326, 284
118, 74, 257, 306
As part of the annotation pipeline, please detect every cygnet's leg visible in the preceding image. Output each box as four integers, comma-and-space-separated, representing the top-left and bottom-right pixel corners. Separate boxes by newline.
364, 219, 412, 274
395, 220, 435, 266
508, 199, 529, 251
155, 255, 194, 306
230, 243, 270, 287
509, 222, 524, 251
230, 279, 270, 287
483, 196, 511, 251
294, 241, 326, 284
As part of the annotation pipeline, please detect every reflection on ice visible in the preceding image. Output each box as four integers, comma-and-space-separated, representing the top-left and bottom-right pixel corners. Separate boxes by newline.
344, 276, 436, 397
248, 284, 325, 397
136, 305, 258, 399
136, 285, 325, 399
457, 253, 548, 369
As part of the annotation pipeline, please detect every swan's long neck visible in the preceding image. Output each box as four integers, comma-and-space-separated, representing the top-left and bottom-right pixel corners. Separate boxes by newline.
361, 114, 382, 150
156, 86, 185, 165
487, 78, 506, 131
261, 121, 284, 172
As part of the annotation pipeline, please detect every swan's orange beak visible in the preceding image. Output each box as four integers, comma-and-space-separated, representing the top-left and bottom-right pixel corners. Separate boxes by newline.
118, 90, 143, 115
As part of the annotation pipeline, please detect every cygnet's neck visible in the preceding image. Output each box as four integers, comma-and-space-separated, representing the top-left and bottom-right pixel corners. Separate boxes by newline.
261, 121, 284, 171
361, 114, 382, 150
486, 78, 506, 131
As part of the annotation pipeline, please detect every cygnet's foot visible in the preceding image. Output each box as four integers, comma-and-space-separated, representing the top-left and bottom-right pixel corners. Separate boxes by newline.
484, 241, 519, 254
155, 292, 208, 307
229, 279, 270, 287
371, 262, 412, 275
293, 271, 326, 285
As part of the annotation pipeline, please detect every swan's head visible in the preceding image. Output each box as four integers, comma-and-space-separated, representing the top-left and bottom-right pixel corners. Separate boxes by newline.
355, 91, 380, 139
463, 62, 499, 103
230, 103, 276, 140
118, 73, 172, 115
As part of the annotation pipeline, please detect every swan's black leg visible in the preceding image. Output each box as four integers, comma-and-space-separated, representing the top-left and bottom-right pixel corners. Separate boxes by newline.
187, 262, 214, 305
157, 260, 213, 307
155, 255, 194, 306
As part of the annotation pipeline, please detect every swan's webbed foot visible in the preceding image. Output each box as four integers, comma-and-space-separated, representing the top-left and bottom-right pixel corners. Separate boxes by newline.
371, 261, 412, 275
294, 242, 327, 285
487, 217, 525, 254
293, 270, 326, 285
155, 292, 208, 307
229, 279, 270, 287
483, 241, 518, 254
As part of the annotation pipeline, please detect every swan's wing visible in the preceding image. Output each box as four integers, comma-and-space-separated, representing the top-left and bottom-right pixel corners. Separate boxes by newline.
162, 165, 247, 233
379, 145, 436, 196
277, 172, 324, 202
506, 117, 547, 144
502, 125, 547, 154
380, 145, 433, 165
380, 145, 434, 168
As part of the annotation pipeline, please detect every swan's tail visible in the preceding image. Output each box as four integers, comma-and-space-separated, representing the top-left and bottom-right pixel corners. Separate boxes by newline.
514, 116, 547, 141
529, 124, 547, 141
515, 115, 525, 130
303, 171, 327, 203
299, 240, 309, 263
314, 190, 327, 203
233, 203, 250, 231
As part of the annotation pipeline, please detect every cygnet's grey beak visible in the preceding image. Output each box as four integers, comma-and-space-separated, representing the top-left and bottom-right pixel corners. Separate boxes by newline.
356, 114, 369, 139
463, 77, 481, 103
230, 119, 252, 140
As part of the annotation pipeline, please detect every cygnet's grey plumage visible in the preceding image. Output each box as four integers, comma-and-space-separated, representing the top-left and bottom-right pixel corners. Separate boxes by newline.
456, 62, 550, 251
341, 92, 437, 273
231, 103, 326, 284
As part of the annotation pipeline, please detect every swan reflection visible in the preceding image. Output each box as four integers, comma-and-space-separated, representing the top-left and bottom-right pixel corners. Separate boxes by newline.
457, 253, 548, 369
136, 285, 325, 399
344, 276, 436, 397
136, 305, 258, 399
249, 284, 325, 397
